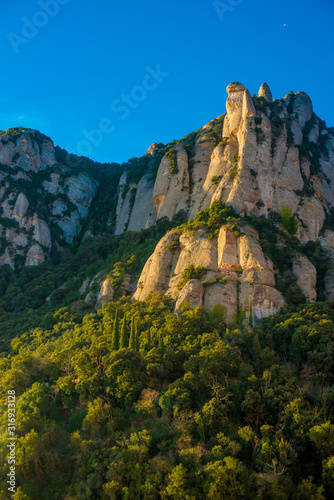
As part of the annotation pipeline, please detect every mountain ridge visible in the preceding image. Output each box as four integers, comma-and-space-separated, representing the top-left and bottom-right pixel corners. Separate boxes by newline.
0, 81, 334, 326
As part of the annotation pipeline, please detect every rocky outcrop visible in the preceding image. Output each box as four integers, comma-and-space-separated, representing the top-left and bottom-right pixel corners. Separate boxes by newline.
153, 146, 190, 220
96, 277, 115, 309
0, 129, 98, 268
134, 224, 285, 323
319, 230, 334, 299
258, 83, 272, 101
25, 244, 45, 266
175, 279, 204, 311
292, 255, 317, 302
133, 232, 176, 301
127, 174, 155, 232
111, 81, 334, 248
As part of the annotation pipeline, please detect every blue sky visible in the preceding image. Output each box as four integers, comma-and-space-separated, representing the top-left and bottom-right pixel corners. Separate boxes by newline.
0, 0, 333, 164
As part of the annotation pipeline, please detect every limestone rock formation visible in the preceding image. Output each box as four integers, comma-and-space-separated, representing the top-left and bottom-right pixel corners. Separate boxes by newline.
175, 279, 204, 312
96, 277, 115, 309
113, 81, 334, 248
258, 83, 272, 101
134, 224, 285, 323
0, 128, 98, 268
292, 255, 317, 302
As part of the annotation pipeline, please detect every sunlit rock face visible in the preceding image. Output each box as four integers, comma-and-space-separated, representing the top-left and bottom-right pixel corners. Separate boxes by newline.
133, 224, 285, 323
115, 82, 334, 249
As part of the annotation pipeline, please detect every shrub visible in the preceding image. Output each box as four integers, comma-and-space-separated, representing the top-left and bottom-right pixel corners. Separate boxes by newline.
279, 206, 298, 235
211, 176, 220, 185
232, 151, 240, 165
255, 127, 265, 143
167, 149, 178, 174
177, 265, 206, 290
167, 236, 180, 253
202, 277, 227, 287
229, 166, 239, 181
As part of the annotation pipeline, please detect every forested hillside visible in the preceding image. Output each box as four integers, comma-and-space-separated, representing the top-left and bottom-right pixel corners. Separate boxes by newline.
1, 81, 334, 499
0, 295, 334, 498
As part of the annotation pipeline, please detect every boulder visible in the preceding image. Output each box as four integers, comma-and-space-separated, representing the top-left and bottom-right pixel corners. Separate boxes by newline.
96, 278, 114, 308
175, 279, 204, 311
292, 255, 317, 302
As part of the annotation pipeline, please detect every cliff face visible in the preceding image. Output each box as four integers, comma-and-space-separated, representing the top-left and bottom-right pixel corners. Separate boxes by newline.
0, 128, 97, 268
133, 223, 287, 323
1, 81, 334, 323
129, 81, 334, 321
115, 82, 334, 243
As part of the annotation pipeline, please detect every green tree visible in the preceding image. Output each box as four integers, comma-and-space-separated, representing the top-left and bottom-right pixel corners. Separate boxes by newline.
147, 327, 151, 351
129, 315, 136, 350
309, 421, 334, 460
111, 309, 119, 351
120, 313, 128, 349
158, 333, 164, 359
249, 301, 253, 327
279, 206, 298, 234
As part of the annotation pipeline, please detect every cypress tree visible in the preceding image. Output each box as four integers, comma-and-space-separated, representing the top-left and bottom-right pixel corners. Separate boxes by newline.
111, 309, 119, 350
249, 301, 253, 327
120, 313, 128, 348
136, 331, 140, 352
129, 315, 136, 350
158, 333, 164, 359
147, 327, 151, 351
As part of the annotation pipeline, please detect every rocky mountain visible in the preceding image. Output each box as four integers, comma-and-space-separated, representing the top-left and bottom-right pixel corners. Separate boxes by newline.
115, 82, 334, 243
128, 82, 334, 322
1, 81, 334, 324
0, 128, 99, 268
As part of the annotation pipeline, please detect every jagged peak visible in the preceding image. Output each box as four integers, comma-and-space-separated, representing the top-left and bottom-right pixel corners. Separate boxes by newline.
143, 142, 159, 157
226, 82, 245, 94
258, 82, 272, 101
0, 126, 52, 145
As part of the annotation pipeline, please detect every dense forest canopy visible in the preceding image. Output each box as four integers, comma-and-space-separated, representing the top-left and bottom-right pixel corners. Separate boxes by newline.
1, 291, 334, 498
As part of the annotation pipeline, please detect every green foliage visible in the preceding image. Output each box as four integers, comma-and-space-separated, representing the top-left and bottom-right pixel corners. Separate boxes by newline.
129, 315, 137, 350
211, 175, 220, 185
0, 290, 334, 498
111, 309, 119, 350
167, 235, 180, 253
255, 126, 266, 143
188, 201, 241, 238
177, 265, 206, 290
228, 150, 240, 180
120, 313, 129, 349
232, 150, 240, 165
200, 115, 226, 146
167, 148, 178, 174
252, 96, 268, 112
0, 212, 185, 351
279, 206, 298, 235
0, 126, 26, 140
202, 277, 226, 287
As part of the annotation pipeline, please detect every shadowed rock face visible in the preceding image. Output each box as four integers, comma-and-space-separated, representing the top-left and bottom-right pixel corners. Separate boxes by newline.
0, 129, 97, 268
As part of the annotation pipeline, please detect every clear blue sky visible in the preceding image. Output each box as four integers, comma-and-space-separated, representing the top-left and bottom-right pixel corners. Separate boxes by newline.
1, 0, 333, 164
